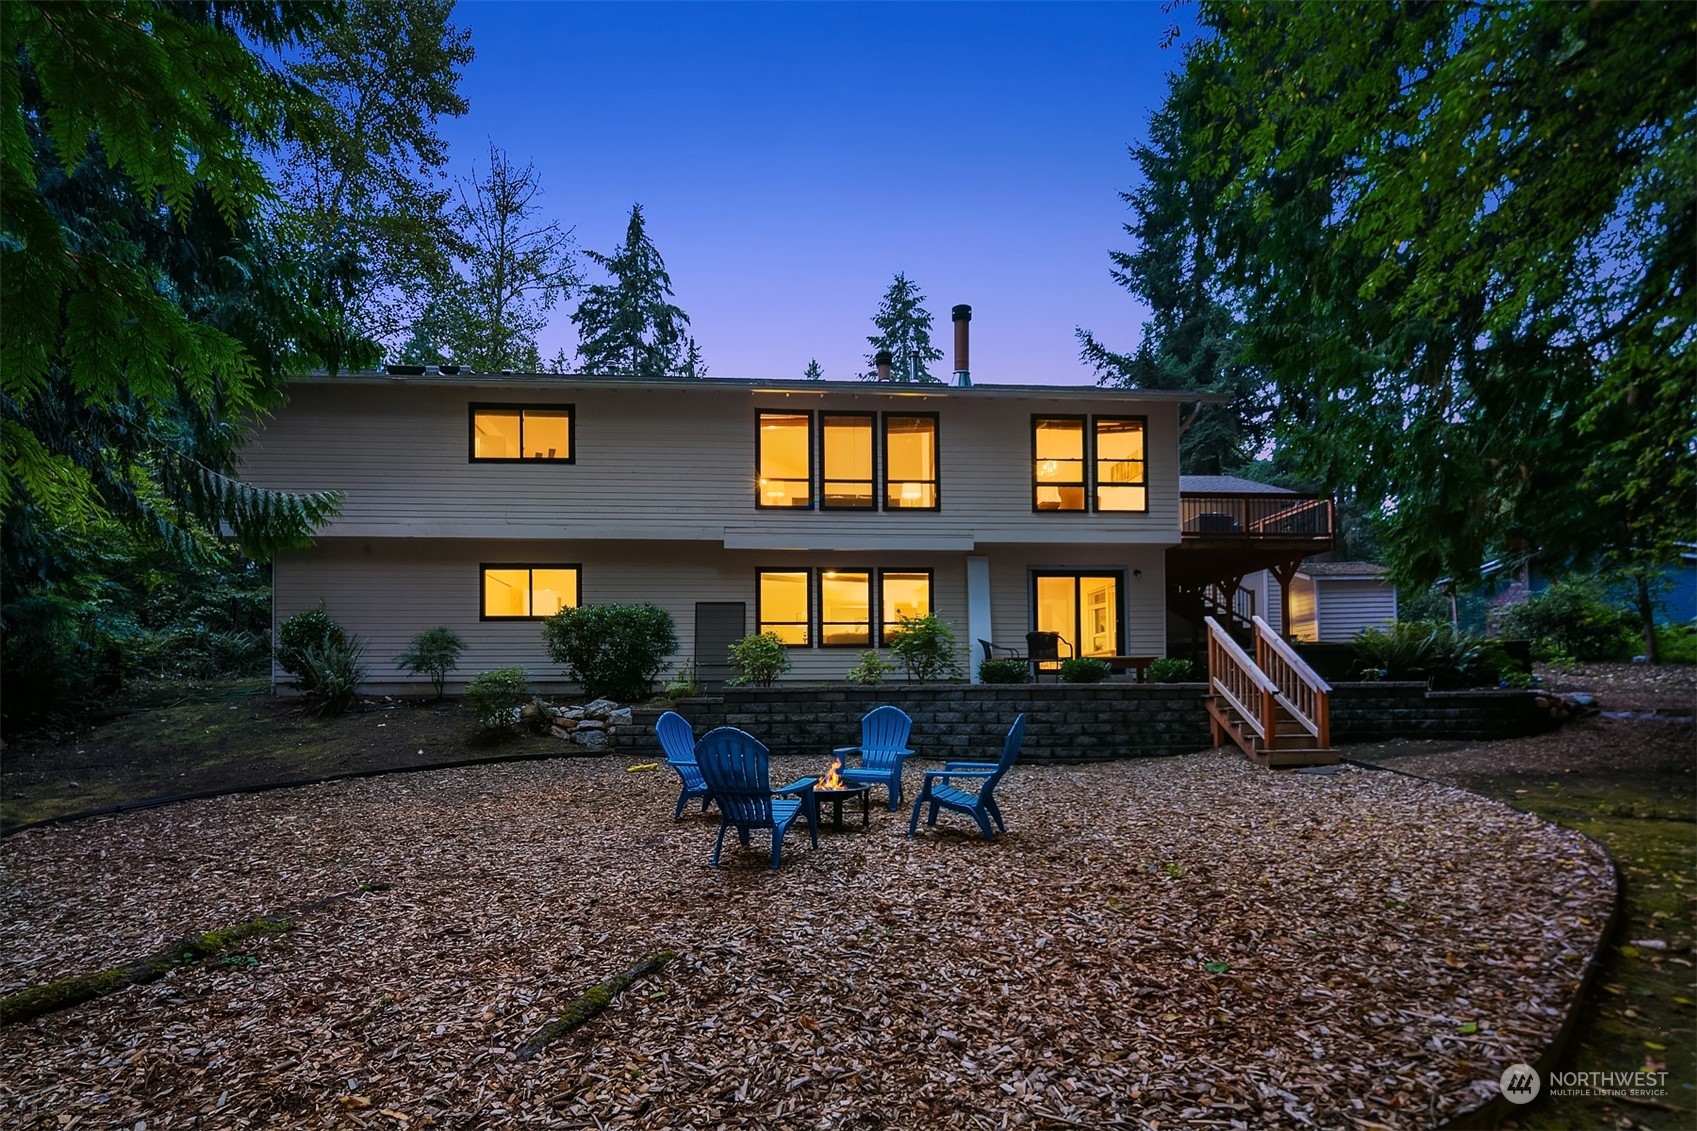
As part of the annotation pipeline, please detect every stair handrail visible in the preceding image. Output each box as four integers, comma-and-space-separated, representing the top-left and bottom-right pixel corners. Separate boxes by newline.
1205, 616, 1279, 747
1252, 615, 1332, 750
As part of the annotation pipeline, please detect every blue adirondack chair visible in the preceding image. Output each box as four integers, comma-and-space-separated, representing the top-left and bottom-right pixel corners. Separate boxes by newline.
832, 705, 915, 810
694, 727, 819, 869
907, 713, 1027, 841
655, 711, 711, 820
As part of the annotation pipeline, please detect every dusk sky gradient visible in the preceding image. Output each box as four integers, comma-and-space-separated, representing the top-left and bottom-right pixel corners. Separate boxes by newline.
435, 1, 1197, 384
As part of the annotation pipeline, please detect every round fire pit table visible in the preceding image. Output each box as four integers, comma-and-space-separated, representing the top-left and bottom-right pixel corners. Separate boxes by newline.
812, 785, 871, 830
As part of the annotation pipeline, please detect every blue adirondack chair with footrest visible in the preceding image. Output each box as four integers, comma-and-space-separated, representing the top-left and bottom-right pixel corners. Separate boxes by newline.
832, 705, 914, 811
695, 727, 819, 869
907, 713, 1026, 841
655, 710, 711, 820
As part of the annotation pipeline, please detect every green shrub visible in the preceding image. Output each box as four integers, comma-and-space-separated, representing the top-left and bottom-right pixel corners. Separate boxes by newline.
395, 627, 465, 699
846, 650, 894, 685
978, 658, 1030, 684
888, 613, 963, 682
1495, 579, 1635, 662
542, 604, 678, 701
1353, 620, 1487, 688
1147, 657, 1197, 682
1060, 657, 1112, 683
465, 667, 530, 732
727, 631, 791, 687
1653, 622, 1697, 664
276, 605, 366, 715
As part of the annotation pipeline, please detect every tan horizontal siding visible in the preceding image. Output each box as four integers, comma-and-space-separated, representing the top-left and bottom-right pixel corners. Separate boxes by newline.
242, 385, 1183, 547
271, 538, 1170, 692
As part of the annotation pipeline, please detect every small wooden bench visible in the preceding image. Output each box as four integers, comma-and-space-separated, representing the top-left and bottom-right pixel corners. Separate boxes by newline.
1102, 655, 1157, 683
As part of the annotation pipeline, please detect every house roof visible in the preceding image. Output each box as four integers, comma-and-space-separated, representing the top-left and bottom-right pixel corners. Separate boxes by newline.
1178, 475, 1297, 494
1300, 560, 1391, 579
290, 371, 1231, 405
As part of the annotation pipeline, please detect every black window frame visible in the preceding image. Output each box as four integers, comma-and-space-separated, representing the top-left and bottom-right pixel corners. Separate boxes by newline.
1031, 414, 1089, 513
819, 412, 878, 510
1029, 569, 1125, 658
818, 566, 876, 648
882, 411, 941, 512
468, 403, 576, 463
878, 567, 935, 646
755, 567, 813, 646
479, 563, 583, 621
755, 410, 815, 510
1093, 415, 1148, 514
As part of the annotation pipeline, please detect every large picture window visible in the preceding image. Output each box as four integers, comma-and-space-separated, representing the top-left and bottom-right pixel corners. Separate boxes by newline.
470, 404, 573, 462
757, 412, 813, 508
884, 414, 939, 509
1095, 417, 1147, 512
482, 565, 581, 619
757, 570, 811, 644
820, 569, 872, 646
1033, 416, 1087, 511
821, 414, 875, 509
880, 570, 933, 645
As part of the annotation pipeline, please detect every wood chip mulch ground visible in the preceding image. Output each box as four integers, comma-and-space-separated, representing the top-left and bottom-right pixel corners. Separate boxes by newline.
0, 749, 1615, 1129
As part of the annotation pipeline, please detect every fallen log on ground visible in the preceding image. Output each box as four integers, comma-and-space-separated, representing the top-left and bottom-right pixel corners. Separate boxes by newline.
514, 950, 678, 1061
0, 881, 391, 1026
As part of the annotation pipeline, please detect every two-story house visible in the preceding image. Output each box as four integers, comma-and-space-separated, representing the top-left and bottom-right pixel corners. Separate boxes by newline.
241, 361, 1333, 693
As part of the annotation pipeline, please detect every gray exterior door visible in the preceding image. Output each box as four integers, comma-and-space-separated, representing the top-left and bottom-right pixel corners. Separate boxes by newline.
694, 602, 745, 690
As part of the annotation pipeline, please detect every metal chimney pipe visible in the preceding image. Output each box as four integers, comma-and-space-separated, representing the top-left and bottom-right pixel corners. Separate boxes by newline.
875, 349, 893, 381
951, 304, 972, 387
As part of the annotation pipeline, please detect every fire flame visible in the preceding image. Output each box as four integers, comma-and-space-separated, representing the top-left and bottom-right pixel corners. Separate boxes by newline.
820, 759, 846, 790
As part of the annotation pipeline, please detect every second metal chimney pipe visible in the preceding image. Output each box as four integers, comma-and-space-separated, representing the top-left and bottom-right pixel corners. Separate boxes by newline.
951, 304, 972, 387
875, 349, 893, 381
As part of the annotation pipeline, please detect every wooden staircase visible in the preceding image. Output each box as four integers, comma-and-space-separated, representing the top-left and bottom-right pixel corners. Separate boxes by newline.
1204, 615, 1337, 768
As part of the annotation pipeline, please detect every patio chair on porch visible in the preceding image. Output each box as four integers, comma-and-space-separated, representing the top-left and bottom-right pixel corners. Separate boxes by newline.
832, 705, 915, 811
655, 710, 710, 820
695, 727, 819, 869
907, 713, 1026, 842
1026, 631, 1072, 681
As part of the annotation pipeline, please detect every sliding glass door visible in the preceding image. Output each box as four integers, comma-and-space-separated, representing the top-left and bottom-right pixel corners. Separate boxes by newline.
1033, 572, 1122, 665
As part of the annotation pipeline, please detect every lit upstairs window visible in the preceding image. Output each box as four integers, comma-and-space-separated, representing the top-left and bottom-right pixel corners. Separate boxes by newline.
470, 405, 573, 462
757, 412, 812, 508
821, 414, 875, 509
884, 414, 938, 509
1095, 417, 1147, 512
1033, 416, 1086, 511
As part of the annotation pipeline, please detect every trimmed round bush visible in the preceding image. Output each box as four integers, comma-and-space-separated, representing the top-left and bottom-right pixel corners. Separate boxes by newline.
542, 604, 678, 701
978, 658, 1030, 684
1059, 657, 1112, 683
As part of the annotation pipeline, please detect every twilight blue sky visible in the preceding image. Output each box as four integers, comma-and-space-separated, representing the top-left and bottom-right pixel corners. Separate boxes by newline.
435, 1, 1196, 383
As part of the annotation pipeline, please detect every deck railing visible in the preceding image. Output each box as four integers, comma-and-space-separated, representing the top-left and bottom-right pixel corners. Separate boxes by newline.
1206, 616, 1278, 748
1253, 616, 1332, 750
1180, 493, 1334, 540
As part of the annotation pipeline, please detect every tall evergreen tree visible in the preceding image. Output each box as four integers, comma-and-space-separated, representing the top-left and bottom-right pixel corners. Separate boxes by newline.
863, 273, 943, 383
802, 359, 824, 381
1077, 68, 1271, 475
275, 0, 473, 364
572, 204, 698, 378
430, 144, 578, 372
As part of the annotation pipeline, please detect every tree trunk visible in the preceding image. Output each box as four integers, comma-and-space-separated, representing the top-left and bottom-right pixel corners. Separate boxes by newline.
1636, 573, 1659, 664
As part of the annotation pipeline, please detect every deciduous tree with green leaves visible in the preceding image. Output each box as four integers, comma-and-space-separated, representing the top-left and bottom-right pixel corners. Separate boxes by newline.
275, 0, 474, 363
1157, 1, 1694, 656
572, 204, 700, 378
430, 144, 579, 372
863, 273, 944, 383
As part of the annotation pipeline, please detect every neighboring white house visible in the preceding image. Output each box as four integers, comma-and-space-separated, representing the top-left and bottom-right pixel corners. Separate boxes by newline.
240, 367, 1234, 692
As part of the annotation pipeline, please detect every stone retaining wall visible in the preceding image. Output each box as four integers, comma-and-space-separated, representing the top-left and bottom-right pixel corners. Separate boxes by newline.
608, 681, 1557, 763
